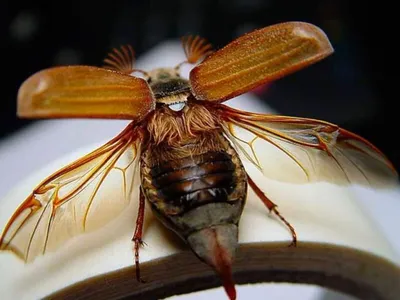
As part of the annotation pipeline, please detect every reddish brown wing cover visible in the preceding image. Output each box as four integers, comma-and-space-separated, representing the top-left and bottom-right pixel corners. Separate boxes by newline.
190, 22, 333, 102
18, 66, 155, 120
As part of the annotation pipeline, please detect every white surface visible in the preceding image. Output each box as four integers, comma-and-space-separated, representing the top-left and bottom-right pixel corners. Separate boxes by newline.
0, 41, 399, 300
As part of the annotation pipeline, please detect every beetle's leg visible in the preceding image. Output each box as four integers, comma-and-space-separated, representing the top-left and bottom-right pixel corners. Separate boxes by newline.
132, 189, 146, 282
247, 174, 297, 247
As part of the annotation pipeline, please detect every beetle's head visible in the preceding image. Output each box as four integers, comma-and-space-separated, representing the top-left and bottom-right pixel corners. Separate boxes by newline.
147, 68, 191, 111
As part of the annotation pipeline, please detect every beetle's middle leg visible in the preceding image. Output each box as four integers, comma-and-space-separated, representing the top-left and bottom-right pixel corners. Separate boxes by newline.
132, 189, 147, 282
247, 174, 297, 247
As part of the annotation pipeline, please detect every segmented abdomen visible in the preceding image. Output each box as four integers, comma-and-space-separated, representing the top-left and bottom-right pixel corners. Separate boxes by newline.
150, 151, 236, 212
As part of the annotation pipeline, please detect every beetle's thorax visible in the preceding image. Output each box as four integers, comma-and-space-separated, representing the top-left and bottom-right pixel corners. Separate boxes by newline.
147, 68, 191, 107
146, 102, 221, 149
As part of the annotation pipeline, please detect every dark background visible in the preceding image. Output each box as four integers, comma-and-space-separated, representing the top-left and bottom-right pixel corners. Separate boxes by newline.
1, 1, 398, 171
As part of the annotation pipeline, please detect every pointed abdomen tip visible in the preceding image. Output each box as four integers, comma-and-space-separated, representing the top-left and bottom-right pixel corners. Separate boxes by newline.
187, 224, 238, 300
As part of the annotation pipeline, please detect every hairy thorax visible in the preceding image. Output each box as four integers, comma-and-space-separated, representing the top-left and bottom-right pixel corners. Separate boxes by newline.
145, 102, 224, 164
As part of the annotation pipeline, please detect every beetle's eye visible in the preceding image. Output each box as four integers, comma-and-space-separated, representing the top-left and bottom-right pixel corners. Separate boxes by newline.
169, 102, 185, 111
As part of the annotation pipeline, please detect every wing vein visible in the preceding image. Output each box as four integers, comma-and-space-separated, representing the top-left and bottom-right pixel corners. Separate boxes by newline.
82, 140, 133, 229
228, 118, 310, 179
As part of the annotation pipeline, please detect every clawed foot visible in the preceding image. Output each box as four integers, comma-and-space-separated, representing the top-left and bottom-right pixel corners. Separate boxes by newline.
133, 237, 147, 283
288, 238, 297, 248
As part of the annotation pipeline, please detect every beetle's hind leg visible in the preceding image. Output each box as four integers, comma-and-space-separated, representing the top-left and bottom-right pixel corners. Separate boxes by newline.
247, 174, 297, 247
132, 189, 147, 282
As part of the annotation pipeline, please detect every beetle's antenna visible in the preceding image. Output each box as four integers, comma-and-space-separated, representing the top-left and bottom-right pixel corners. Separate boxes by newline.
103, 45, 136, 74
176, 35, 213, 71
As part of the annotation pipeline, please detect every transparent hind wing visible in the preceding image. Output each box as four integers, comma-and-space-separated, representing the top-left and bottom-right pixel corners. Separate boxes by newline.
215, 104, 398, 188
0, 123, 142, 262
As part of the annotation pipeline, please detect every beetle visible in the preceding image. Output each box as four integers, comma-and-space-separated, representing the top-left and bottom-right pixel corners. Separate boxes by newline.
0, 22, 397, 300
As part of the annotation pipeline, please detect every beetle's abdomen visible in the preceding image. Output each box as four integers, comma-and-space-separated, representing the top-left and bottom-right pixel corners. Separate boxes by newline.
140, 128, 247, 240
151, 152, 235, 211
